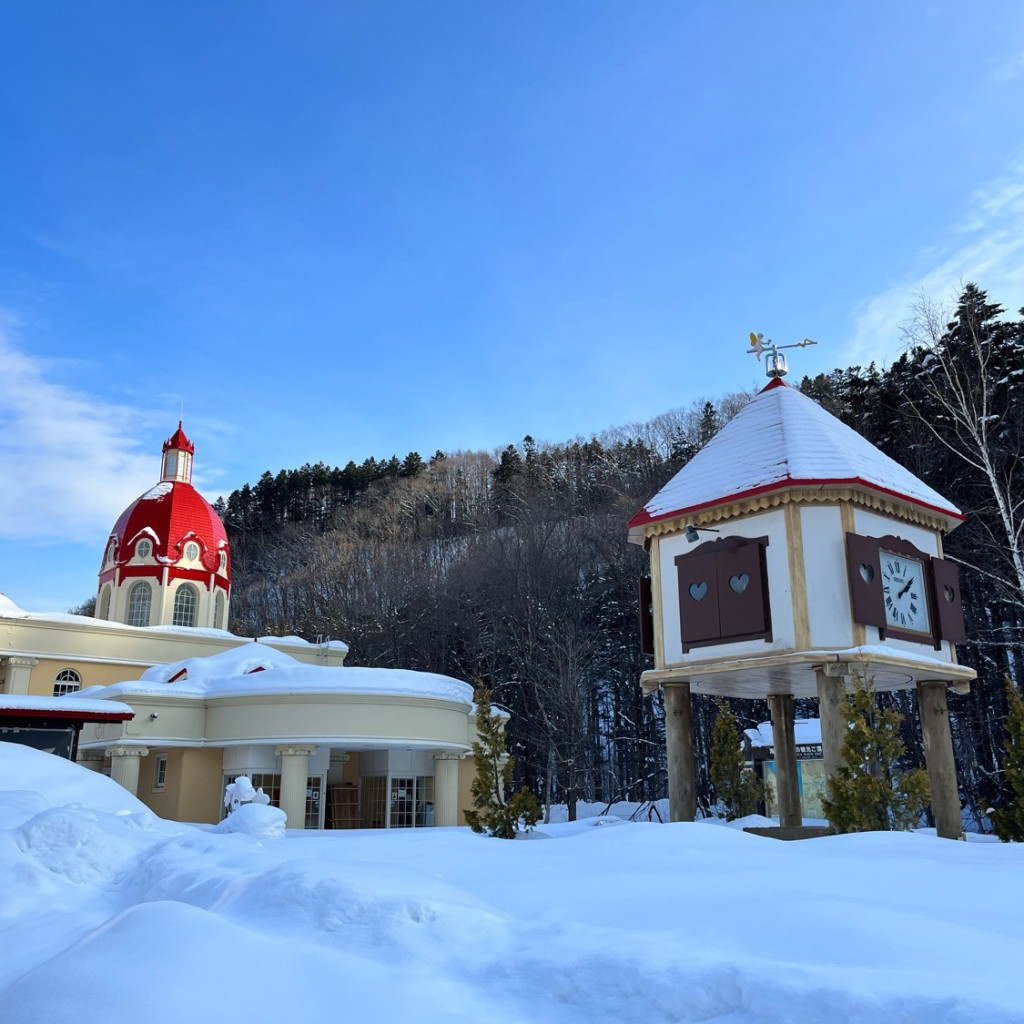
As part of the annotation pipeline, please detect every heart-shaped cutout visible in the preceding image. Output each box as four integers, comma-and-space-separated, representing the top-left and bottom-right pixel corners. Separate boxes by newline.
688, 581, 708, 602
859, 563, 874, 583
944, 585, 955, 603
729, 573, 750, 594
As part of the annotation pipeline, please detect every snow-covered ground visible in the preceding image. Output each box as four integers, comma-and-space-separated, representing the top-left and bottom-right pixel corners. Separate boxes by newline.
1, 743, 1022, 1024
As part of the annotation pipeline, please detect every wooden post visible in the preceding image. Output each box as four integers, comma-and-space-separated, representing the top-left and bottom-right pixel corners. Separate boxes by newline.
815, 668, 848, 794
664, 683, 697, 822
768, 693, 802, 827
917, 681, 962, 840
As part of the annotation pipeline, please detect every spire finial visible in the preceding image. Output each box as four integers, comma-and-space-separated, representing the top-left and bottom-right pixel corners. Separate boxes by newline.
746, 332, 818, 379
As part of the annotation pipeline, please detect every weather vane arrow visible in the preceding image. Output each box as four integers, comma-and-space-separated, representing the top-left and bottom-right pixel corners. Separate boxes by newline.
746, 332, 818, 379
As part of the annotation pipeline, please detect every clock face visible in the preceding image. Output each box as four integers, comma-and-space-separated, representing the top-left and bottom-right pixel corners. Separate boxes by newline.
880, 551, 930, 633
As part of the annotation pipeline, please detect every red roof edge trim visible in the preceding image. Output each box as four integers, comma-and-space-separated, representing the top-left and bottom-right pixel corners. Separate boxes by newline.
758, 376, 789, 393
627, 476, 965, 530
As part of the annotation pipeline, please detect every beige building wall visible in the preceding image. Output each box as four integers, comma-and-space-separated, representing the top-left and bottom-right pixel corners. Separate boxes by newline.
456, 756, 474, 827
117, 746, 223, 824
178, 747, 225, 824
0, 613, 346, 698
137, 749, 180, 819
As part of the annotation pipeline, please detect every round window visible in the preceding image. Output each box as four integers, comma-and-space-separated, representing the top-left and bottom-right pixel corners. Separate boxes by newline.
136, 539, 152, 558
184, 542, 200, 561
219, 552, 227, 571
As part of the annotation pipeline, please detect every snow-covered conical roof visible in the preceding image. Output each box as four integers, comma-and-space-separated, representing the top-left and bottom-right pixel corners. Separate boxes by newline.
628, 378, 963, 538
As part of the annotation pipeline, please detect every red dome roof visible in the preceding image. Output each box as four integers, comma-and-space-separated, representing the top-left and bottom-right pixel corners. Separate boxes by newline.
101, 480, 230, 581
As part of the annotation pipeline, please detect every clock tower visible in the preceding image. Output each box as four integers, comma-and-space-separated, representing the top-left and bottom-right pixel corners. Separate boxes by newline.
629, 342, 973, 839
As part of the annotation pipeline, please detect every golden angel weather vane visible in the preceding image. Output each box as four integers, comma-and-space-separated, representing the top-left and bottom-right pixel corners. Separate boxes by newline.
746, 332, 818, 379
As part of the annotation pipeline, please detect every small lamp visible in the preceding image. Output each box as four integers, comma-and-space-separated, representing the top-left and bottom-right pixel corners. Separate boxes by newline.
684, 524, 720, 544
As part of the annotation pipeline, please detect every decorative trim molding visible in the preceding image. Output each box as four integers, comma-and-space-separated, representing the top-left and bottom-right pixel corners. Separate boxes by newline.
275, 745, 318, 758
105, 745, 150, 758
642, 487, 950, 542
5, 657, 40, 668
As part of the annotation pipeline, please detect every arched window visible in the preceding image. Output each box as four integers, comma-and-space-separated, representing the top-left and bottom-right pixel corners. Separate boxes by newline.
53, 668, 81, 697
173, 584, 198, 627
98, 585, 112, 620
214, 590, 226, 630
126, 581, 152, 627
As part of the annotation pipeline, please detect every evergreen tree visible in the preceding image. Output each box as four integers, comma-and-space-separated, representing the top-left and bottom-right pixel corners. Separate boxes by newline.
990, 677, 1024, 842
709, 700, 762, 820
464, 687, 542, 839
823, 676, 930, 834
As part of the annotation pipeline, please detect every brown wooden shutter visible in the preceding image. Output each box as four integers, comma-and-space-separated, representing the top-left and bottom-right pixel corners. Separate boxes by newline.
717, 539, 771, 639
846, 532, 886, 628
931, 557, 967, 643
675, 551, 721, 650
638, 576, 655, 655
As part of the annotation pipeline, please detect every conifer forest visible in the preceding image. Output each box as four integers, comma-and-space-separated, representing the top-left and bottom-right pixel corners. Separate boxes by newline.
220, 284, 1024, 826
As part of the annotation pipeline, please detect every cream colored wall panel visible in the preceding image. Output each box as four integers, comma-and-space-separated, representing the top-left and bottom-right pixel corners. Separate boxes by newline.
658, 509, 793, 666
854, 509, 939, 556
800, 506, 856, 649
205, 697, 472, 750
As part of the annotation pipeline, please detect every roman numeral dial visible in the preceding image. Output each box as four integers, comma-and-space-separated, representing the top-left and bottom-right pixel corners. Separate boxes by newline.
880, 551, 930, 634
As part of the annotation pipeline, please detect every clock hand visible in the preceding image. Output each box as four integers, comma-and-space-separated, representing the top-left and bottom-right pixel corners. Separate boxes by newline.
898, 578, 915, 599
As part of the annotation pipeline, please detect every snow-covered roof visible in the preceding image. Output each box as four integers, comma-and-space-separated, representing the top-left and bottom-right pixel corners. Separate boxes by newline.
629, 378, 963, 535
78, 643, 473, 705
745, 718, 822, 749
0, 694, 134, 718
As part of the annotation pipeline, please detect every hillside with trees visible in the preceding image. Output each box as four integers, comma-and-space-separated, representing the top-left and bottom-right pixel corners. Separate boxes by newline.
221, 284, 1024, 826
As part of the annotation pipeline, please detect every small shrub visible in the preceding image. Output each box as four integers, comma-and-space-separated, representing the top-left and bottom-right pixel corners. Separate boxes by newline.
822, 675, 929, 834
464, 686, 542, 839
990, 677, 1024, 842
709, 699, 762, 820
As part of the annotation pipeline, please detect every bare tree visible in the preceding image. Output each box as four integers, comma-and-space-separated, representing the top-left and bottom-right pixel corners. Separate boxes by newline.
900, 285, 1024, 611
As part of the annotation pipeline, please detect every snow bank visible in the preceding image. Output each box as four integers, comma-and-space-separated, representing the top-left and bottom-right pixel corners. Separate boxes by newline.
0, 744, 1022, 1023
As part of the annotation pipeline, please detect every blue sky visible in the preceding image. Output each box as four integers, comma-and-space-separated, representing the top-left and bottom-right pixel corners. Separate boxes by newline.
2, 1, 1023, 611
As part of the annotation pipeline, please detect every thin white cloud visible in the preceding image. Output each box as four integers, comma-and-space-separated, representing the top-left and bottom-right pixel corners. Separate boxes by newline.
0, 321, 158, 543
990, 48, 1024, 83
844, 159, 1024, 368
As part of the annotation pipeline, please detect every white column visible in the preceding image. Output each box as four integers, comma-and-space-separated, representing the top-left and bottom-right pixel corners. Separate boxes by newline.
4, 657, 39, 695
276, 745, 317, 830
106, 745, 150, 796
432, 751, 462, 827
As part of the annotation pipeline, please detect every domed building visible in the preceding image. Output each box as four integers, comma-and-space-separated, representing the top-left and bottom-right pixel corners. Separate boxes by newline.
96, 423, 231, 630
2, 421, 482, 830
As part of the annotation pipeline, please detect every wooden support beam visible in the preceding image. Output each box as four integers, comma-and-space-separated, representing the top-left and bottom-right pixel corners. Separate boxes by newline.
917, 681, 963, 840
768, 693, 802, 827
815, 668, 848, 799
664, 682, 697, 822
